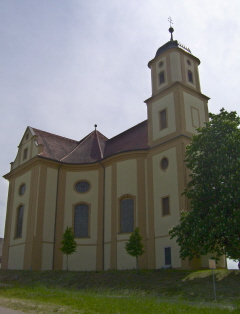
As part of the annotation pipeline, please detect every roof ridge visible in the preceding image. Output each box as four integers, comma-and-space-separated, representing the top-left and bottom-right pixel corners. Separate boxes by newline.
95, 131, 104, 159
60, 131, 94, 162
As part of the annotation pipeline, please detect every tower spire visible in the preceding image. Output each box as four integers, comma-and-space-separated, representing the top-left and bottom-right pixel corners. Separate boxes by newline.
168, 17, 174, 41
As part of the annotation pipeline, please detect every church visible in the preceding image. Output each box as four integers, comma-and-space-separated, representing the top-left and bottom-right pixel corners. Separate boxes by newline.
2, 27, 226, 271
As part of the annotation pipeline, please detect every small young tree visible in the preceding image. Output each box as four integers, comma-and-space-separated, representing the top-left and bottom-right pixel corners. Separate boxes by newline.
125, 227, 145, 273
60, 227, 77, 270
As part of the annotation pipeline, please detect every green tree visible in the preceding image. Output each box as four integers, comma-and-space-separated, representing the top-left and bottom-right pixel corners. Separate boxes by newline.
125, 227, 145, 273
170, 109, 240, 261
60, 227, 77, 270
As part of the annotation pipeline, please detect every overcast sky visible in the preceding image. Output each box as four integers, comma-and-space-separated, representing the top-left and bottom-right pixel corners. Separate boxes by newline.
0, 0, 239, 267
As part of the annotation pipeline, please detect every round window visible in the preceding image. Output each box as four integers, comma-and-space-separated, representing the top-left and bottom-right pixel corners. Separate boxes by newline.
160, 157, 169, 171
19, 184, 26, 196
75, 181, 90, 193
159, 61, 164, 67
187, 59, 191, 66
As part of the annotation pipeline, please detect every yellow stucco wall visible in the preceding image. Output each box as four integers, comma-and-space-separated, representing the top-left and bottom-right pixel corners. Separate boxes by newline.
31, 139, 39, 157
10, 170, 32, 246
152, 92, 176, 141
42, 243, 54, 270
63, 168, 99, 271
66, 246, 97, 271
155, 237, 181, 268
201, 253, 226, 268
184, 55, 197, 89
170, 52, 182, 82
43, 167, 58, 243
8, 244, 25, 269
144, 159, 149, 236
40, 167, 58, 270
156, 56, 167, 91
104, 243, 111, 270
104, 166, 112, 243
64, 170, 99, 244
116, 159, 137, 198
152, 147, 179, 236
152, 147, 181, 268
117, 240, 136, 270
11, 129, 39, 170
116, 159, 138, 269
184, 92, 205, 134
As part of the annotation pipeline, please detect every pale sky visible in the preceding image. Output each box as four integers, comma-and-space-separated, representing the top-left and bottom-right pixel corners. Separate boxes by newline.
0, 0, 239, 267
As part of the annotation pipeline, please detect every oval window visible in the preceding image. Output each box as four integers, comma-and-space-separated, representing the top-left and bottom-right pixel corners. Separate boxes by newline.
160, 157, 169, 171
19, 184, 26, 196
75, 181, 90, 193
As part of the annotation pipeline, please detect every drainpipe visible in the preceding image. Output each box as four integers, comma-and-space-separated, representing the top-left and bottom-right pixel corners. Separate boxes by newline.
99, 162, 105, 271
52, 163, 62, 270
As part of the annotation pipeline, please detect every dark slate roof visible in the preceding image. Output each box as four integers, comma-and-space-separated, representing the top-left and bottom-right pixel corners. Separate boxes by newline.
155, 40, 191, 57
31, 120, 149, 164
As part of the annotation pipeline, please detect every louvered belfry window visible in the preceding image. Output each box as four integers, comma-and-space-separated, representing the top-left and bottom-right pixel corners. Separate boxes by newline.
120, 198, 134, 233
74, 204, 89, 237
16, 205, 24, 238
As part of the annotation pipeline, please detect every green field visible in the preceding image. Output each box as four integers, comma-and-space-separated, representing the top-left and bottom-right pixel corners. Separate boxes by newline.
0, 269, 239, 313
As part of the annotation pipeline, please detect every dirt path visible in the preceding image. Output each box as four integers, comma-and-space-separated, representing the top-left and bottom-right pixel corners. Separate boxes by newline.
0, 306, 25, 314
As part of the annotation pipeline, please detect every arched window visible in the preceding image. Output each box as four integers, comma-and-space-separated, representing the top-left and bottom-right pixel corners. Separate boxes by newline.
16, 205, 24, 238
19, 184, 26, 196
74, 204, 89, 238
188, 70, 193, 83
120, 197, 134, 233
159, 109, 167, 130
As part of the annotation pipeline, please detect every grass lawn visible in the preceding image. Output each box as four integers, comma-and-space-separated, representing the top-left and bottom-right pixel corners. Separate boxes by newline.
0, 269, 239, 313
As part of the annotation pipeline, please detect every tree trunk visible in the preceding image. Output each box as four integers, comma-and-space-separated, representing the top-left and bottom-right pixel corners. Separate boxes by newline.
66, 254, 68, 271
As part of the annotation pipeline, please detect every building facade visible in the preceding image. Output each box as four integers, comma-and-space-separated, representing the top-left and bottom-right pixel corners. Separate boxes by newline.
0, 238, 3, 266
2, 31, 226, 271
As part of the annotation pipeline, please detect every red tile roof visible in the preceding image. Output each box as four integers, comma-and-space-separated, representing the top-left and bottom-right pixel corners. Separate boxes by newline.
104, 120, 148, 158
31, 120, 148, 164
31, 128, 78, 161
60, 130, 107, 163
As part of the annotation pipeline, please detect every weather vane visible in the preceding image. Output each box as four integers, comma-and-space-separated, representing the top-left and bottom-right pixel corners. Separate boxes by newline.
168, 17, 174, 41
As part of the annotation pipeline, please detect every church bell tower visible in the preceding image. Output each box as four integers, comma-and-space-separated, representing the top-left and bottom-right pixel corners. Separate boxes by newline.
145, 24, 209, 147
144, 23, 210, 270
